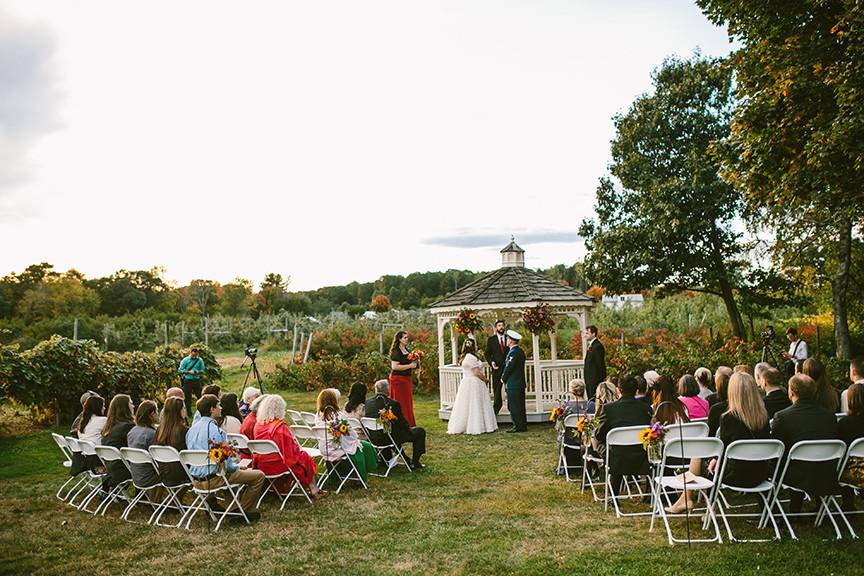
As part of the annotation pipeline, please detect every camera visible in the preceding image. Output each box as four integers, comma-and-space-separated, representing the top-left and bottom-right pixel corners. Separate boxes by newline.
760, 325, 775, 342
245, 347, 258, 360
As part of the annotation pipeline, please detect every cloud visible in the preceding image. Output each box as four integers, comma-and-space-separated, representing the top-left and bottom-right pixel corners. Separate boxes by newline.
0, 9, 61, 193
423, 230, 582, 249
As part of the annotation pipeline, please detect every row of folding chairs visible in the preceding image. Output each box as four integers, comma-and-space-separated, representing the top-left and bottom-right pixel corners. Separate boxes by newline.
556, 417, 863, 544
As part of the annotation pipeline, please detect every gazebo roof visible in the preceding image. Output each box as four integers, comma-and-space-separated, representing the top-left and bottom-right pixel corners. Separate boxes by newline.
429, 265, 593, 313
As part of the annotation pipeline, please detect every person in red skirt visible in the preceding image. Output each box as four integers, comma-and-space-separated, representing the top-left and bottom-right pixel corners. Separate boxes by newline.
389, 330, 418, 427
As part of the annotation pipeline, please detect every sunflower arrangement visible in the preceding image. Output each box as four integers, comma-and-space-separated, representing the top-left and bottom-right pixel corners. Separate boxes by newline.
329, 418, 351, 443
208, 438, 237, 475
549, 401, 572, 434
639, 422, 665, 461
377, 407, 397, 433
574, 415, 598, 444
522, 303, 555, 334
453, 308, 483, 335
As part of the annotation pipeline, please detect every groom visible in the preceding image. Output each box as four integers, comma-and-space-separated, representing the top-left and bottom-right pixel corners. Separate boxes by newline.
501, 330, 527, 433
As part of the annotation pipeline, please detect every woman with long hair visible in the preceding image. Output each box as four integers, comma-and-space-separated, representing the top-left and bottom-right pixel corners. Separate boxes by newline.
803, 357, 840, 413
389, 330, 418, 427
448, 337, 497, 435
678, 374, 709, 419
218, 393, 243, 433
153, 396, 189, 486
316, 388, 378, 481
707, 367, 732, 436
839, 382, 864, 510
101, 394, 136, 487
127, 400, 161, 491
254, 395, 324, 498
651, 375, 688, 425
73, 395, 106, 473
345, 382, 368, 420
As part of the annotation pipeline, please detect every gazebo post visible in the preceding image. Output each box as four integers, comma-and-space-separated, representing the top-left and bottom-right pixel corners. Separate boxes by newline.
578, 310, 588, 360
450, 324, 459, 364
550, 330, 557, 361
532, 332, 542, 413
437, 317, 446, 368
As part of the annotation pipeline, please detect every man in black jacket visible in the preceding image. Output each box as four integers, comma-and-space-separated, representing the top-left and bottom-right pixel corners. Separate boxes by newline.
771, 374, 839, 514
760, 367, 791, 420
365, 379, 426, 470
583, 325, 606, 399
485, 319, 508, 414
594, 375, 652, 495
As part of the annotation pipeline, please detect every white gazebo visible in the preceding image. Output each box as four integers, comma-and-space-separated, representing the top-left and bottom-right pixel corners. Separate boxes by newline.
429, 239, 594, 422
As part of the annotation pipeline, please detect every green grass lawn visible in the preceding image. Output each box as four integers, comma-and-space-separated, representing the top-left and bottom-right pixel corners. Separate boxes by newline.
1, 390, 862, 576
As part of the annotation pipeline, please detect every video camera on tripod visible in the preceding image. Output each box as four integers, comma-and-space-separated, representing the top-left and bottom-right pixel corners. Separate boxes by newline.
241, 345, 264, 392
759, 325, 780, 366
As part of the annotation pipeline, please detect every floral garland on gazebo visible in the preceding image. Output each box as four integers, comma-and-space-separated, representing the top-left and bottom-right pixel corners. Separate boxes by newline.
522, 303, 555, 334
453, 308, 483, 335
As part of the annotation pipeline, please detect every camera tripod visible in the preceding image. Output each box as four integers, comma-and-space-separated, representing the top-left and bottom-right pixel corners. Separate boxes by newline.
240, 353, 265, 393
760, 337, 782, 367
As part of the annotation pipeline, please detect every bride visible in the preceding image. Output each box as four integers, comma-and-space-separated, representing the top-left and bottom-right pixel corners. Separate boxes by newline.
447, 337, 498, 435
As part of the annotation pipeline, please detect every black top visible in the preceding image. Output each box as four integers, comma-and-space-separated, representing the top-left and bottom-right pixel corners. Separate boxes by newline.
718, 413, 770, 488
364, 394, 416, 446
390, 347, 412, 378
764, 389, 792, 420
707, 400, 728, 437
771, 400, 840, 496
101, 421, 134, 487
485, 334, 508, 372
595, 397, 653, 476
838, 414, 864, 446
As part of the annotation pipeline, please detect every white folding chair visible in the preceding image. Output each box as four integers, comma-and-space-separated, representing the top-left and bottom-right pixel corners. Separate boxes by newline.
300, 411, 317, 427
147, 445, 192, 528
119, 447, 169, 523
63, 437, 96, 507
706, 439, 785, 542
361, 417, 412, 477
289, 425, 323, 466
227, 433, 249, 450
663, 422, 709, 442
178, 450, 251, 531
92, 445, 134, 516
51, 434, 79, 501
312, 425, 368, 493
837, 437, 864, 531
246, 439, 313, 509
557, 414, 583, 483
286, 409, 305, 427
347, 418, 364, 434
604, 425, 653, 517
74, 440, 109, 512
650, 437, 724, 545
767, 439, 853, 540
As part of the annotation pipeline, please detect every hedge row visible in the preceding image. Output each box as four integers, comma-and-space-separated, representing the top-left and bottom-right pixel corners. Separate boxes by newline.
0, 336, 220, 424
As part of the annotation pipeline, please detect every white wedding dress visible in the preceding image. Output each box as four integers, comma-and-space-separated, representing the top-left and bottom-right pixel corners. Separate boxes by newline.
447, 353, 498, 435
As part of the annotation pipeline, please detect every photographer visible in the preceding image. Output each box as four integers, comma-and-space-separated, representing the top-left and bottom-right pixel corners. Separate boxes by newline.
178, 346, 206, 419
783, 327, 808, 378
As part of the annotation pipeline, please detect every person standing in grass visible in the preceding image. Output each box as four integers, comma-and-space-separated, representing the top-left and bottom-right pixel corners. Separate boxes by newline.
389, 331, 419, 427
178, 347, 206, 419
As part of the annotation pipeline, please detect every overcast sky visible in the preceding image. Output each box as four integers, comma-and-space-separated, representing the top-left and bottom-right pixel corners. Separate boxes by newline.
0, 0, 732, 291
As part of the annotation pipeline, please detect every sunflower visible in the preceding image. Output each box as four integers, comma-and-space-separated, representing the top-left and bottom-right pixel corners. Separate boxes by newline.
339, 423, 349, 434
209, 447, 224, 462
639, 429, 652, 444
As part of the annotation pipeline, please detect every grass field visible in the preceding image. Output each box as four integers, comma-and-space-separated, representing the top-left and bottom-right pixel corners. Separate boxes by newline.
1, 362, 863, 575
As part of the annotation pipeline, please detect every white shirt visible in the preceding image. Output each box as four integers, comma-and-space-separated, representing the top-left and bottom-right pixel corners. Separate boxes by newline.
840, 380, 864, 413
219, 415, 242, 434
788, 339, 808, 361
78, 415, 107, 445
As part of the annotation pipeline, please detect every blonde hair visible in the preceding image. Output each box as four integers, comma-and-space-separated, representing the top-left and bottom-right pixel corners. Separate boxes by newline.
256, 394, 286, 424
725, 372, 768, 431
569, 378, 586, 400
595, 380, 617, 407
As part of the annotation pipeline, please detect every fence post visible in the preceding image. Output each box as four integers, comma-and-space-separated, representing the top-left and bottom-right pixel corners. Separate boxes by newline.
204, 316, 209, 347
291, 324, 299, 359
164, 321, 169, 346
304, 331, 313, 363
73, 318, 79, 341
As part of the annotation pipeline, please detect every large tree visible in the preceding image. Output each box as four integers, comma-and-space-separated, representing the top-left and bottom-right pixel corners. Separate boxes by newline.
697, 0, 863, 359
579, 55, 748, 338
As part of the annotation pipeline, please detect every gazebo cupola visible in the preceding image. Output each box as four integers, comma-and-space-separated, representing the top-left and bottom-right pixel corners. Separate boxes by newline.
429, 239, 595, 422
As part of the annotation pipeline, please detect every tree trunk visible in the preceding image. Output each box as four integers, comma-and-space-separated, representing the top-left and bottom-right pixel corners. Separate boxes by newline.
833, 217, 852, 360
718, 274, 746, 340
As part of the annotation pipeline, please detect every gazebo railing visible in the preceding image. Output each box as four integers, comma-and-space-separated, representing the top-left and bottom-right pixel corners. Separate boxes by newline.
438, 360, 584, 413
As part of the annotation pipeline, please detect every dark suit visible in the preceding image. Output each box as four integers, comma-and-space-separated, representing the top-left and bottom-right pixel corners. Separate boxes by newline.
364, 394, 426, 464
485, 333, 508, 414
764, 389, 792, 420
594, 396, 652, 494
501, 344, 527, 431
584, 338, 606, 399
771, 399, 840, 511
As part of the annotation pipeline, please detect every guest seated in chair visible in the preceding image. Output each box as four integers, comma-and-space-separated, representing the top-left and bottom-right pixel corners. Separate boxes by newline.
364, 379, 427, 470
153, 397, 189, 489
594, 375, 653, 495
186, 394, 266, 520
677, 374, 709, 419
253, 395, 325, 500
316, 388, 378, 481
127, 400, 162, 493
101, 394, 136, 488
240, 394, 267, 440
838, 382, 864, 510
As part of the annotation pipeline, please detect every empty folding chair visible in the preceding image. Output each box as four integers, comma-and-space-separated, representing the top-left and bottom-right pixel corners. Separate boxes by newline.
300, 411, 317, 427
650, 437, 724, 545
767, 439, 852, 540
289, 425, 323, 466
311, 425, 368, 493
147, 445, 192, 528
361, 417, 412, 477
119, 447, 170, 523
557, 414, 583, 483
178, 450, 252, 531
92, 445, 134, 516
227, 433, 249, 450
837, 437, 864, 532
246, 439, 313, 509
51, 434, 79, 501
604, 425, 653, 517
706, 439, 785, 542
286, 409, 305, 427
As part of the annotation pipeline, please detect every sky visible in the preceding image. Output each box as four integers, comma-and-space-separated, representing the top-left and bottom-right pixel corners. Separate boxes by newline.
0, 0, 733, 291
